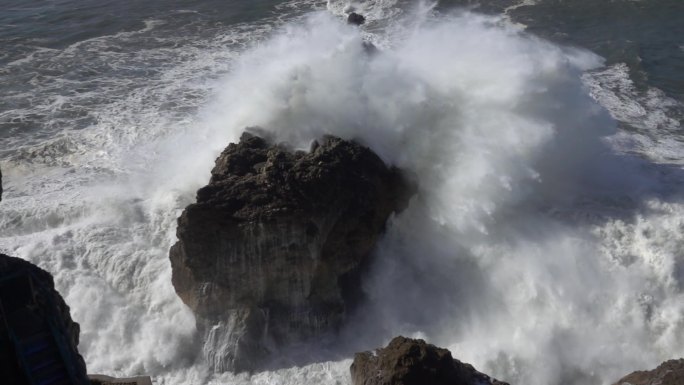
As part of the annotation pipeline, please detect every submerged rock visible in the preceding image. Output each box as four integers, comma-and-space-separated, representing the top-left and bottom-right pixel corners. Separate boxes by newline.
0, 254, 89, 385
170, 132, 414, 372
350, 336, 509, 385
613, 359, 684, 385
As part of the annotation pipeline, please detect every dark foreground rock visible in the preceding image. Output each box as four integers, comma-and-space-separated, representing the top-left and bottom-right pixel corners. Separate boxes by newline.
351, 336, 509, 385
170, 132, 414, 372
613, 359, 684, 385
0, 254, 89, 385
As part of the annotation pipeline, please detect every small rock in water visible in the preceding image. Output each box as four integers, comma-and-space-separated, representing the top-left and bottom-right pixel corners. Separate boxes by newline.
348, 12, 366, 26
612, 359, 684, 385
351, 336, 509, 385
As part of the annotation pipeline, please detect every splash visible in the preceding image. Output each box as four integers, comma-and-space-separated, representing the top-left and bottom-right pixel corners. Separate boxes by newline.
199, 9, 684, 385
2, 4, 684, 385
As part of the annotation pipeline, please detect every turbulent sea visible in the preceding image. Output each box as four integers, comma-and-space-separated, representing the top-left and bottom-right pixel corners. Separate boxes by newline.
1, 0, 683, 384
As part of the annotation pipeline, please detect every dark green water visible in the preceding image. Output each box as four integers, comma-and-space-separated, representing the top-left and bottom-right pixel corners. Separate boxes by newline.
4, 0, 682, 97
1, 0, 289, 64
439, 0, 684, 102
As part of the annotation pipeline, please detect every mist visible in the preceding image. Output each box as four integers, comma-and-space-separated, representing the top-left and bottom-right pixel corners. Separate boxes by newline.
198, 10, 684, 384
1, 5, 683, 385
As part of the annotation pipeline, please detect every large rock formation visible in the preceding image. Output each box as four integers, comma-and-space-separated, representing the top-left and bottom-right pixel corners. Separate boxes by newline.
0, 253, 89, 385
613, 359, 684, 385
170, 132, 414, 372
351, 336, 509, 385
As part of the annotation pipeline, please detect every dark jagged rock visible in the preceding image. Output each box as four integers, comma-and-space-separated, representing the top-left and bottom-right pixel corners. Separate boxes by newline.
170, 132, 414, 372
0, 254, 89, 385
613, 359, 684, 385
351, 336, 509, 385
348, 12, 366, 26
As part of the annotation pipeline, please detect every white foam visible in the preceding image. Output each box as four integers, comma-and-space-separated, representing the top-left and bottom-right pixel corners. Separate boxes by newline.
583, 63, 684, 164
2, 3, 684, 385
326, 0, 402, 22
583, 63, 681, 132
197, 9, 684, 385
502, 0, 538, 28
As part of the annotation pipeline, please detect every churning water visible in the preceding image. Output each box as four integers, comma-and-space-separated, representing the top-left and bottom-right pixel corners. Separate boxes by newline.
1, 1, 683, 384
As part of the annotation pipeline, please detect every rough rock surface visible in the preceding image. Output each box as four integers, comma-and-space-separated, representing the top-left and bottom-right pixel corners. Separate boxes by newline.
0, 253, 89, 384
170, 132, 414, 372
351, 336, 509, 385
613, 359, 684, 385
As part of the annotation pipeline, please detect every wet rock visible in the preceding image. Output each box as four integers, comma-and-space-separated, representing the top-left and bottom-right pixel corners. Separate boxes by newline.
0, 254, 89, 385
348, 12, 366, 26
613, 359, 684, 385
350, 336, 509, 385
170, 132, 414, 372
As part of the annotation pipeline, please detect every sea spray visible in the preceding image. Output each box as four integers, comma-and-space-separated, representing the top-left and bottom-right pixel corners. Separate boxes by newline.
201, 10, 684, 385
1, 5, 683, 385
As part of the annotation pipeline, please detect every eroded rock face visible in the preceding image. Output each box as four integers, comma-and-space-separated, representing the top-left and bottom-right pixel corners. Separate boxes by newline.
0, 254, 89, 385
351, 336, 509, 385
170, 132, 414, 372
613, 359, 684, 385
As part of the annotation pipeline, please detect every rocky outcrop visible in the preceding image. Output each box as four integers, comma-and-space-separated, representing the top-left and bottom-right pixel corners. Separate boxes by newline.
170, 132, 414, 372
613, 359, 684, 385
0, 253, 89, 384
348, 12, 366, 26
351, 336, 509, 385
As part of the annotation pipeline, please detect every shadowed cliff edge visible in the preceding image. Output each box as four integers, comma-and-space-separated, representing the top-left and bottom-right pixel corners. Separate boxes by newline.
0, 253, 89, 385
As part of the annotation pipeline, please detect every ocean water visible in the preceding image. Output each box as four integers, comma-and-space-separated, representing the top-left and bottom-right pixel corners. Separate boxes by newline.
1, 1, 683, 384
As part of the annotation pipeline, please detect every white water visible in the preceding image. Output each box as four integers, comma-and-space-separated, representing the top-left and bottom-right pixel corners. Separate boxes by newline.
2, 2, 684, 385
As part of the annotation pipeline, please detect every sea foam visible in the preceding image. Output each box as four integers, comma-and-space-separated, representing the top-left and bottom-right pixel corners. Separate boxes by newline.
2, 4, 684, 385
